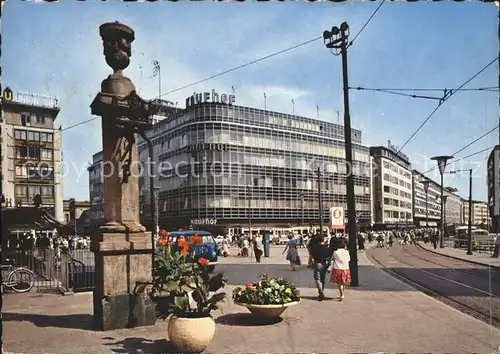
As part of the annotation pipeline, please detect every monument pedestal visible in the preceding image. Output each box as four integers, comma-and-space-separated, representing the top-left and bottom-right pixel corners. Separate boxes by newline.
91, 231, 155, 331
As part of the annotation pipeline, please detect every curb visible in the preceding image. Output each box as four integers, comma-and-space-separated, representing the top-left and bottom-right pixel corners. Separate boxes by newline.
416, 242, 500, 269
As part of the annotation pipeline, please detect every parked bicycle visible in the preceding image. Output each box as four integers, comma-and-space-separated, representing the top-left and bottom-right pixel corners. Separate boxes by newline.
1, 264, 35, 293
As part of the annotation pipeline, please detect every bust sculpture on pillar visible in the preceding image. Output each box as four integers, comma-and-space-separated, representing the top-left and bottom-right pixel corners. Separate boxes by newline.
90, 22, 155, 331
91, 21, 154, 235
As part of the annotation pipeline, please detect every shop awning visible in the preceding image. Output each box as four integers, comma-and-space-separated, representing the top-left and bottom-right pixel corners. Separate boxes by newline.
2, 207, 73, 234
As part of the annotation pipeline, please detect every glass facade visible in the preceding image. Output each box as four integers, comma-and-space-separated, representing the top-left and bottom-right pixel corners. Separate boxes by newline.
138, 102, 371, 230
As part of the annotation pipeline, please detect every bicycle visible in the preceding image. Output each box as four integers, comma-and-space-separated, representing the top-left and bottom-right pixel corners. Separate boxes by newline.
1, 264, 35, 293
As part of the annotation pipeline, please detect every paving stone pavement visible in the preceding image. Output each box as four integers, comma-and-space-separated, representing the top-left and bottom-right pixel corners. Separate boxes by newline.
2, 248, 500, 354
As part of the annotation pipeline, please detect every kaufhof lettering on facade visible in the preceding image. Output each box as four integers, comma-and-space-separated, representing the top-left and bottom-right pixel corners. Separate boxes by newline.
190, 218, 218, 226
185, 89, 235, 108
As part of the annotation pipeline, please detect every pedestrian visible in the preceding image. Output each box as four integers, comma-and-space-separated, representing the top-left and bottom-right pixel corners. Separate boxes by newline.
430, 232, 437, 249
311, 235, 332, 301
330, 238, 351, 301
357, 233, 365, 251
282, 234, 298, 271
253, 235, 263, 263
307, 234, 320, 268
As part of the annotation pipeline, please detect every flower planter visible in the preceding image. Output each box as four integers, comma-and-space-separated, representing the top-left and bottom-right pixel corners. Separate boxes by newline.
168, 316, 215, 353
234, 300, 300, 319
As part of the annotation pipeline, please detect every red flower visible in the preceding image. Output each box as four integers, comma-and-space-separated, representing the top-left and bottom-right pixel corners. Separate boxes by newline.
198, 257, 209, 266
251, 297, 258, 303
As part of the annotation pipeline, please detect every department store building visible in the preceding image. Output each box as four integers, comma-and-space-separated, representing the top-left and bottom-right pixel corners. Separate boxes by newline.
137, 89, 372, 234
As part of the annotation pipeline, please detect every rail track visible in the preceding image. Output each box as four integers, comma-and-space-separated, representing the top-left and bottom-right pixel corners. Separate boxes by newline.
368, 244, 500, 329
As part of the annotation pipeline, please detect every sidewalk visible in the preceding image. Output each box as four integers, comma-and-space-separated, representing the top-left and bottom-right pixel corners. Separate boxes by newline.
3, 250, 500, 353
418, 241, 500, 268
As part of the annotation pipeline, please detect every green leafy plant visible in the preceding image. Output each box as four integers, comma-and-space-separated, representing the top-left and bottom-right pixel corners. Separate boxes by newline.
232, 274, 300, 305
153, 247, 227, 320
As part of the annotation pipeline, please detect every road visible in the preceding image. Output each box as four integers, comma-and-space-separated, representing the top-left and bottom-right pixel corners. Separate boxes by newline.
367, 243, 500, 327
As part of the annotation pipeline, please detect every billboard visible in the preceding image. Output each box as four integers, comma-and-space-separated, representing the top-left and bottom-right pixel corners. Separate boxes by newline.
329, 207, 345, 230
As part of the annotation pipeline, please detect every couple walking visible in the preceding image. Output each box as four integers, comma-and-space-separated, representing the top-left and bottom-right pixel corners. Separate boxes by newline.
310, 235, 351, 301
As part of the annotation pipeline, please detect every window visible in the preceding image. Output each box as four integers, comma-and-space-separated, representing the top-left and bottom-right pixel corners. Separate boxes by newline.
41, 148, 53, 160
27, 131, 40, 141
21, 113, 30, 126
15, 185, 27, 196
41, 185, 54, 197
15, 166, 27, 177
28, 147, 41, 159
15, 146, 28, 158
46, 133, 53, 143
14, 129, 26, 140
36, 115, 45, 124
28, 185, 41, 198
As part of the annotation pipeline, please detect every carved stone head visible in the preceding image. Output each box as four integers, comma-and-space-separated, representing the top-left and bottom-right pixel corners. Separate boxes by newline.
99, 22, 135, 73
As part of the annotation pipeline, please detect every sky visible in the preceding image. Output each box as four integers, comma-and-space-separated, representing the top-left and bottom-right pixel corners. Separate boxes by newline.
2, 1, 498, 202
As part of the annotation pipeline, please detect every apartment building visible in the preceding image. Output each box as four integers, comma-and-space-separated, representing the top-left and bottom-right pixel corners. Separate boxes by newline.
370, 142, 413, 229
443, 187, 461, 226
1, 88, 64, 222
87, 151, 104, 233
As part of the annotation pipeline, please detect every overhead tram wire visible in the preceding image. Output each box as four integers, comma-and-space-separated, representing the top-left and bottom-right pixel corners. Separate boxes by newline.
349, 87, 499, 100
422, 123, 500, 175
396, 56, 499, 154
350, 86, 499, 92
56, 5, 387, 133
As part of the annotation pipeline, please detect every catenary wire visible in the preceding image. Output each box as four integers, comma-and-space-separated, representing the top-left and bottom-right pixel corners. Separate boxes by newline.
396, 56, 499, 154
350, 86, 499, 92
347, 0, 386, 47
349, 87, 499, 100
422, 124, 500, 175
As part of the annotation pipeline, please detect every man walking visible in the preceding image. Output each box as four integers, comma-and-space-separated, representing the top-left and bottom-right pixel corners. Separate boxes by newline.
311, 235, 332, 301
253, 235, 263, 263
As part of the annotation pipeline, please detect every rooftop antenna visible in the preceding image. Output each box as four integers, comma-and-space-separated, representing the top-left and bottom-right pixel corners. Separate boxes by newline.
337, 110, 340, 123
316, 105, 320, 119
291, 99, 295, 115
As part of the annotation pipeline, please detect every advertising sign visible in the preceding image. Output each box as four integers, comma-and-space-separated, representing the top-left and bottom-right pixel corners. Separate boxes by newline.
329, 207, 345, 229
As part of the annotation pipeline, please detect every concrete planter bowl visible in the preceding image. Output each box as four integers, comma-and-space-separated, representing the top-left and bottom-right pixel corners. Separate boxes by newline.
168, 316, 215, 353
234, 300, 300, 319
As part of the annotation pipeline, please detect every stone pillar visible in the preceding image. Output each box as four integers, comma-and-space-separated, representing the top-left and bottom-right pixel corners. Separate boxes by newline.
90, 22, 155, 331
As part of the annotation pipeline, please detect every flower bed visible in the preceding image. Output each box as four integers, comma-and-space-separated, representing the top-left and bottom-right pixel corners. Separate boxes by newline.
232, 274, 300, 305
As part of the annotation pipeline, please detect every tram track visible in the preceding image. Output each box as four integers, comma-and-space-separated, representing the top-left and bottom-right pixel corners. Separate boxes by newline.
367, 244, 500, 329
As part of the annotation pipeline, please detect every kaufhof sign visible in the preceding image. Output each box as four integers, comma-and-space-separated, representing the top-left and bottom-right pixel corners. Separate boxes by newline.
190, 218, 218, 226
185, 89, 235, 108
329, 207, 345, 230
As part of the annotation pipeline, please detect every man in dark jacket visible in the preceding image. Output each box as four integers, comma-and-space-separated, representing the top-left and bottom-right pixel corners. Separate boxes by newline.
311, 235, 333, 301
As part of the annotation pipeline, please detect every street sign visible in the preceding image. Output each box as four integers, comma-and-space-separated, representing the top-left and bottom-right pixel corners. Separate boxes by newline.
329, 207, 345, 229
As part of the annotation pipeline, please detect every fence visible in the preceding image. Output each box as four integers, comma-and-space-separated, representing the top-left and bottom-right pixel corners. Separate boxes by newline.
1, 248, 96, 293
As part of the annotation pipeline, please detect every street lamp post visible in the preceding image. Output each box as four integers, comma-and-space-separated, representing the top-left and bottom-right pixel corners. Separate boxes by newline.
317, 167, 324, 236
431, 155, 454, 248
323, 22, 358, 287
422, 180, 430, 230
448, 168, 473, 255
442, 195, 448, 238
301, 193, 305, 226
247, 185, 252, 237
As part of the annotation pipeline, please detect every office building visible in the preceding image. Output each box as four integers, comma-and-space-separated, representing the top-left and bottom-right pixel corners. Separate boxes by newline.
63, 199, 91, 235
1, 87, 64, 222
137, 88, 372, 234
487, 145, 500, 232
412, 170, 441, 227
443, 187, 461, 227
370, 142, 413, 229
462, 200, 489, 229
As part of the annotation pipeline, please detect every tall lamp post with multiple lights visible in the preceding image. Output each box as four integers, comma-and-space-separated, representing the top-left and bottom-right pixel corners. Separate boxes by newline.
323, 22, 358, 287
431, 155, 454, 248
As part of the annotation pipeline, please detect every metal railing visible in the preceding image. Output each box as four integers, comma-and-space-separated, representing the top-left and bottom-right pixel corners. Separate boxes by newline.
1, 247, 95, 293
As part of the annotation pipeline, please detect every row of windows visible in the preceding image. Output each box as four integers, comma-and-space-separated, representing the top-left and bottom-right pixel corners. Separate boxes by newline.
382, 160, 411, 179
383, 173, 412, 190
15, 184, 54, 197
414, 206, 440, 219
149, 104, 361, 144
383, 210, 411, 220
14, 129, 54, 142
383, 198, 412, 209
383, 185, 411, 200
146, 125, 368, 162
15, 165, 54, 179
378, 149, 410, 170
15, 146, 53, 160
